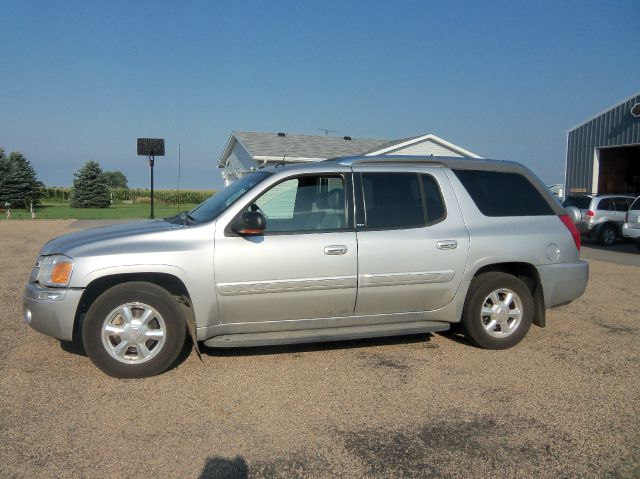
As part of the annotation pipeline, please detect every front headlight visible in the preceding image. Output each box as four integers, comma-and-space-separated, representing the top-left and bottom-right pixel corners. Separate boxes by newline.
37, 255, 74, 287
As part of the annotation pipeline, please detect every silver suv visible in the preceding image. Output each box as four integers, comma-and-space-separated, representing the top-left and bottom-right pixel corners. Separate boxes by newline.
562, 194, 635, 246
23, 156, 589, 378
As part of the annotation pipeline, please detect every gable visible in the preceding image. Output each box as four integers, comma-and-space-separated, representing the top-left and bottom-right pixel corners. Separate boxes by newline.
366, 133, 482, 158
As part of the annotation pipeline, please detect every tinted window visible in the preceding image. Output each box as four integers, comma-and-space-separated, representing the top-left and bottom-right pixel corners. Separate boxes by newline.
563, 196, 592, 209
362, 173, 424, 228
630, 198, 640, 211
612, 198, 630, 212
454, 170, 554, 216
421, 174, 446, 223
250, 175, 346, 232
597, 198, 614, 211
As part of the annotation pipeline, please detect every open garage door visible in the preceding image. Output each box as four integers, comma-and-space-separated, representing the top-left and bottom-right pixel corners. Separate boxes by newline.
597, 145, 640, 196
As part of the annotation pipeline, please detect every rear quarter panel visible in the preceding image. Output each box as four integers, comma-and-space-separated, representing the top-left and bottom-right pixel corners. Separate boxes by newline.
444, 169, 580, 281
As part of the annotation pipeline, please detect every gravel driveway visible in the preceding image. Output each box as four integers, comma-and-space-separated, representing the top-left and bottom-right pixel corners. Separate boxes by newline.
1, 221, 638, 478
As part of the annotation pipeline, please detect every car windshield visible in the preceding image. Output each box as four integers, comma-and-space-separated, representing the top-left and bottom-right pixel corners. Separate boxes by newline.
563, 196, 592, 209
183, 171, 271, 224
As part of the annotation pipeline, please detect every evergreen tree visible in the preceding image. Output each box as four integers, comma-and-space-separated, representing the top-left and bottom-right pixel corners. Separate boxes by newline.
70, 161, 111, 208
0, 149, 44, 209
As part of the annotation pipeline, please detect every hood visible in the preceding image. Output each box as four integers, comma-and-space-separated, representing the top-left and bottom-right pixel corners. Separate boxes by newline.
39, 220, 183, 257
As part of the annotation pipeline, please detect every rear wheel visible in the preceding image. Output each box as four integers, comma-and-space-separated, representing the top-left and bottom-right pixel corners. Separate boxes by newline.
598, 224, 617, 246
82, 282, 186, 378
461, 272, 533, 349
634, 239, 640, 251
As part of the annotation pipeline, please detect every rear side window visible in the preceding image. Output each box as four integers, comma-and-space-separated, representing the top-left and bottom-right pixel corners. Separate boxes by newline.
454, 170, 554, 217
630, 198, 640, 211
597, 198, 614, 211
360, 173, 446, 229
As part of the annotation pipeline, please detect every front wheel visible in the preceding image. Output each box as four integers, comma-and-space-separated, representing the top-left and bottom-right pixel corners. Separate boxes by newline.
461, 272, 533, 349
82, 282, 186, 378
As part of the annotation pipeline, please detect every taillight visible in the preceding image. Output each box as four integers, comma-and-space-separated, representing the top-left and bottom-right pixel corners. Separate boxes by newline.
586, 210, 595, 218
625, 212, 629, 223
559, 214, 581, 251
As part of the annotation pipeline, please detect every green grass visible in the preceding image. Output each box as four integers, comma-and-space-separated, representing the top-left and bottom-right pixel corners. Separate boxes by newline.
5, 202, 200, 220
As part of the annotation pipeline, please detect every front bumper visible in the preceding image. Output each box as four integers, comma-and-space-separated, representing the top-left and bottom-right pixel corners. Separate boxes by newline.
622, 224, 640, 240
23, 283, 84, 341
537, 261, 589, 309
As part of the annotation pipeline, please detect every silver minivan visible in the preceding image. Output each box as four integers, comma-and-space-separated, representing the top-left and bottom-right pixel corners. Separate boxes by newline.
23, 156, 589, 377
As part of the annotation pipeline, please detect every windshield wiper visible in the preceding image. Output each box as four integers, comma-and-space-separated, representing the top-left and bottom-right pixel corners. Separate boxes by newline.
164, 211, 198, 225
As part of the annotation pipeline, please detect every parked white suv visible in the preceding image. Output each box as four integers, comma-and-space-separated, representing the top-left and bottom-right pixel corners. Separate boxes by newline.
23, 156, 589, 378
622, 196, 640, 250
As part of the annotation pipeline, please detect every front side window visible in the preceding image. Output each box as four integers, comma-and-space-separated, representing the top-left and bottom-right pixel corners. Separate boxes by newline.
249, 174, 347, 233
187, 171, 271, 223
612, 198, 630, 212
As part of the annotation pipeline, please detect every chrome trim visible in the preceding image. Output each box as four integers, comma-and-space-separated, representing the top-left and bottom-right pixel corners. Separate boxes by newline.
360, 270, 455, 287
217, 275, 357, 296
436, 240, 458, 250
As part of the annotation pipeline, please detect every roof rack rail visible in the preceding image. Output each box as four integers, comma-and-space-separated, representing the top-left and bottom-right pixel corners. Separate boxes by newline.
334, 155, 460, 166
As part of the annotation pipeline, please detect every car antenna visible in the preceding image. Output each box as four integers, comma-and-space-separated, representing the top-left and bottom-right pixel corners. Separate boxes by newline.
275, 155, 286, 168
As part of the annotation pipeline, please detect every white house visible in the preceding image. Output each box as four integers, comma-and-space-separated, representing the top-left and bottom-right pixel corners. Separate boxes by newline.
218, 131, 482, 186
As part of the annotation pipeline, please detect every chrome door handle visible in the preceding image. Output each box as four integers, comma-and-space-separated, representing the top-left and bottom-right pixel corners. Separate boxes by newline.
436, 240, 458, 250
324, 245, 348, 255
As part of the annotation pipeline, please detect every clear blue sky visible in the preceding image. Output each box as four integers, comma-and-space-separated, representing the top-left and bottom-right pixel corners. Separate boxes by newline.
1, 0, 638, 190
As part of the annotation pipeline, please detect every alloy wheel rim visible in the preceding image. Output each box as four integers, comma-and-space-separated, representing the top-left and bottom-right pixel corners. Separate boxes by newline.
603, 228, 615, 244
101, 302, 166, 364
480, 288, 523, 338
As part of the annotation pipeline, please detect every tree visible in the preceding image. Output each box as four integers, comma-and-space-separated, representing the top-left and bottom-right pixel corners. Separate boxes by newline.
70, 161, 111, 208
104, 170, 128, 189
0, 149, 44, 209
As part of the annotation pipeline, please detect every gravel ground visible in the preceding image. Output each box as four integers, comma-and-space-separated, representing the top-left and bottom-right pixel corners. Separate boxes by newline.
0, 220, 638, 479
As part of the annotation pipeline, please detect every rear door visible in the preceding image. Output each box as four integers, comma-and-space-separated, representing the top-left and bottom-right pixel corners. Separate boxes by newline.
612, 197, 631, 229
352, 166, 469, 315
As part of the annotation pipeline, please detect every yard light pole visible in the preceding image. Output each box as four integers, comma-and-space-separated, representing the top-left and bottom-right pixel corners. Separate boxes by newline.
137, 138, 165, 219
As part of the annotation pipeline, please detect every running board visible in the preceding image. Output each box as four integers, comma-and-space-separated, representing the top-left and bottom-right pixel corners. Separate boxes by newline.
203, 320, 450, 348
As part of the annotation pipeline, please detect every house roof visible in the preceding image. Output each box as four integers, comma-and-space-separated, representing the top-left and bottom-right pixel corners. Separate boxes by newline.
219, 131, 389, 167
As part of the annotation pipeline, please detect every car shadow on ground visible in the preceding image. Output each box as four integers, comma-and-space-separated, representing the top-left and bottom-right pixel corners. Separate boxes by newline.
199, 456, 249, 479
199, 332, 439, 358
58, 328, 473, 369
581, 239, 638, 254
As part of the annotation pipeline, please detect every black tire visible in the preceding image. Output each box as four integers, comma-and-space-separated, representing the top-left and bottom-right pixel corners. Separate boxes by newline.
461, 272, 533, 350
634, 239, 640, 252
598, 224, 617, 246
82, 281, 186, 378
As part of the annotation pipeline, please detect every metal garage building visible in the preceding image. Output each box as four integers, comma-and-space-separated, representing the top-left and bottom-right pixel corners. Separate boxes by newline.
565, 93, 640, 196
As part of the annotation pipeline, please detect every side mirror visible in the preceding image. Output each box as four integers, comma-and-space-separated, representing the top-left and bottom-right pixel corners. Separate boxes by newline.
564, 206, 581, 224
231, 211, 266, 235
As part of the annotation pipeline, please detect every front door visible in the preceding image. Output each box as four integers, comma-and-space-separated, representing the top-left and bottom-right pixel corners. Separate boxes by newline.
214, 172, 357, 324
352, 167, 470, 315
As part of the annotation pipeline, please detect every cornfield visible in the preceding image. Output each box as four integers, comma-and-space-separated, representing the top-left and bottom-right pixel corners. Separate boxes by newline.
43, 187, 216, 205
